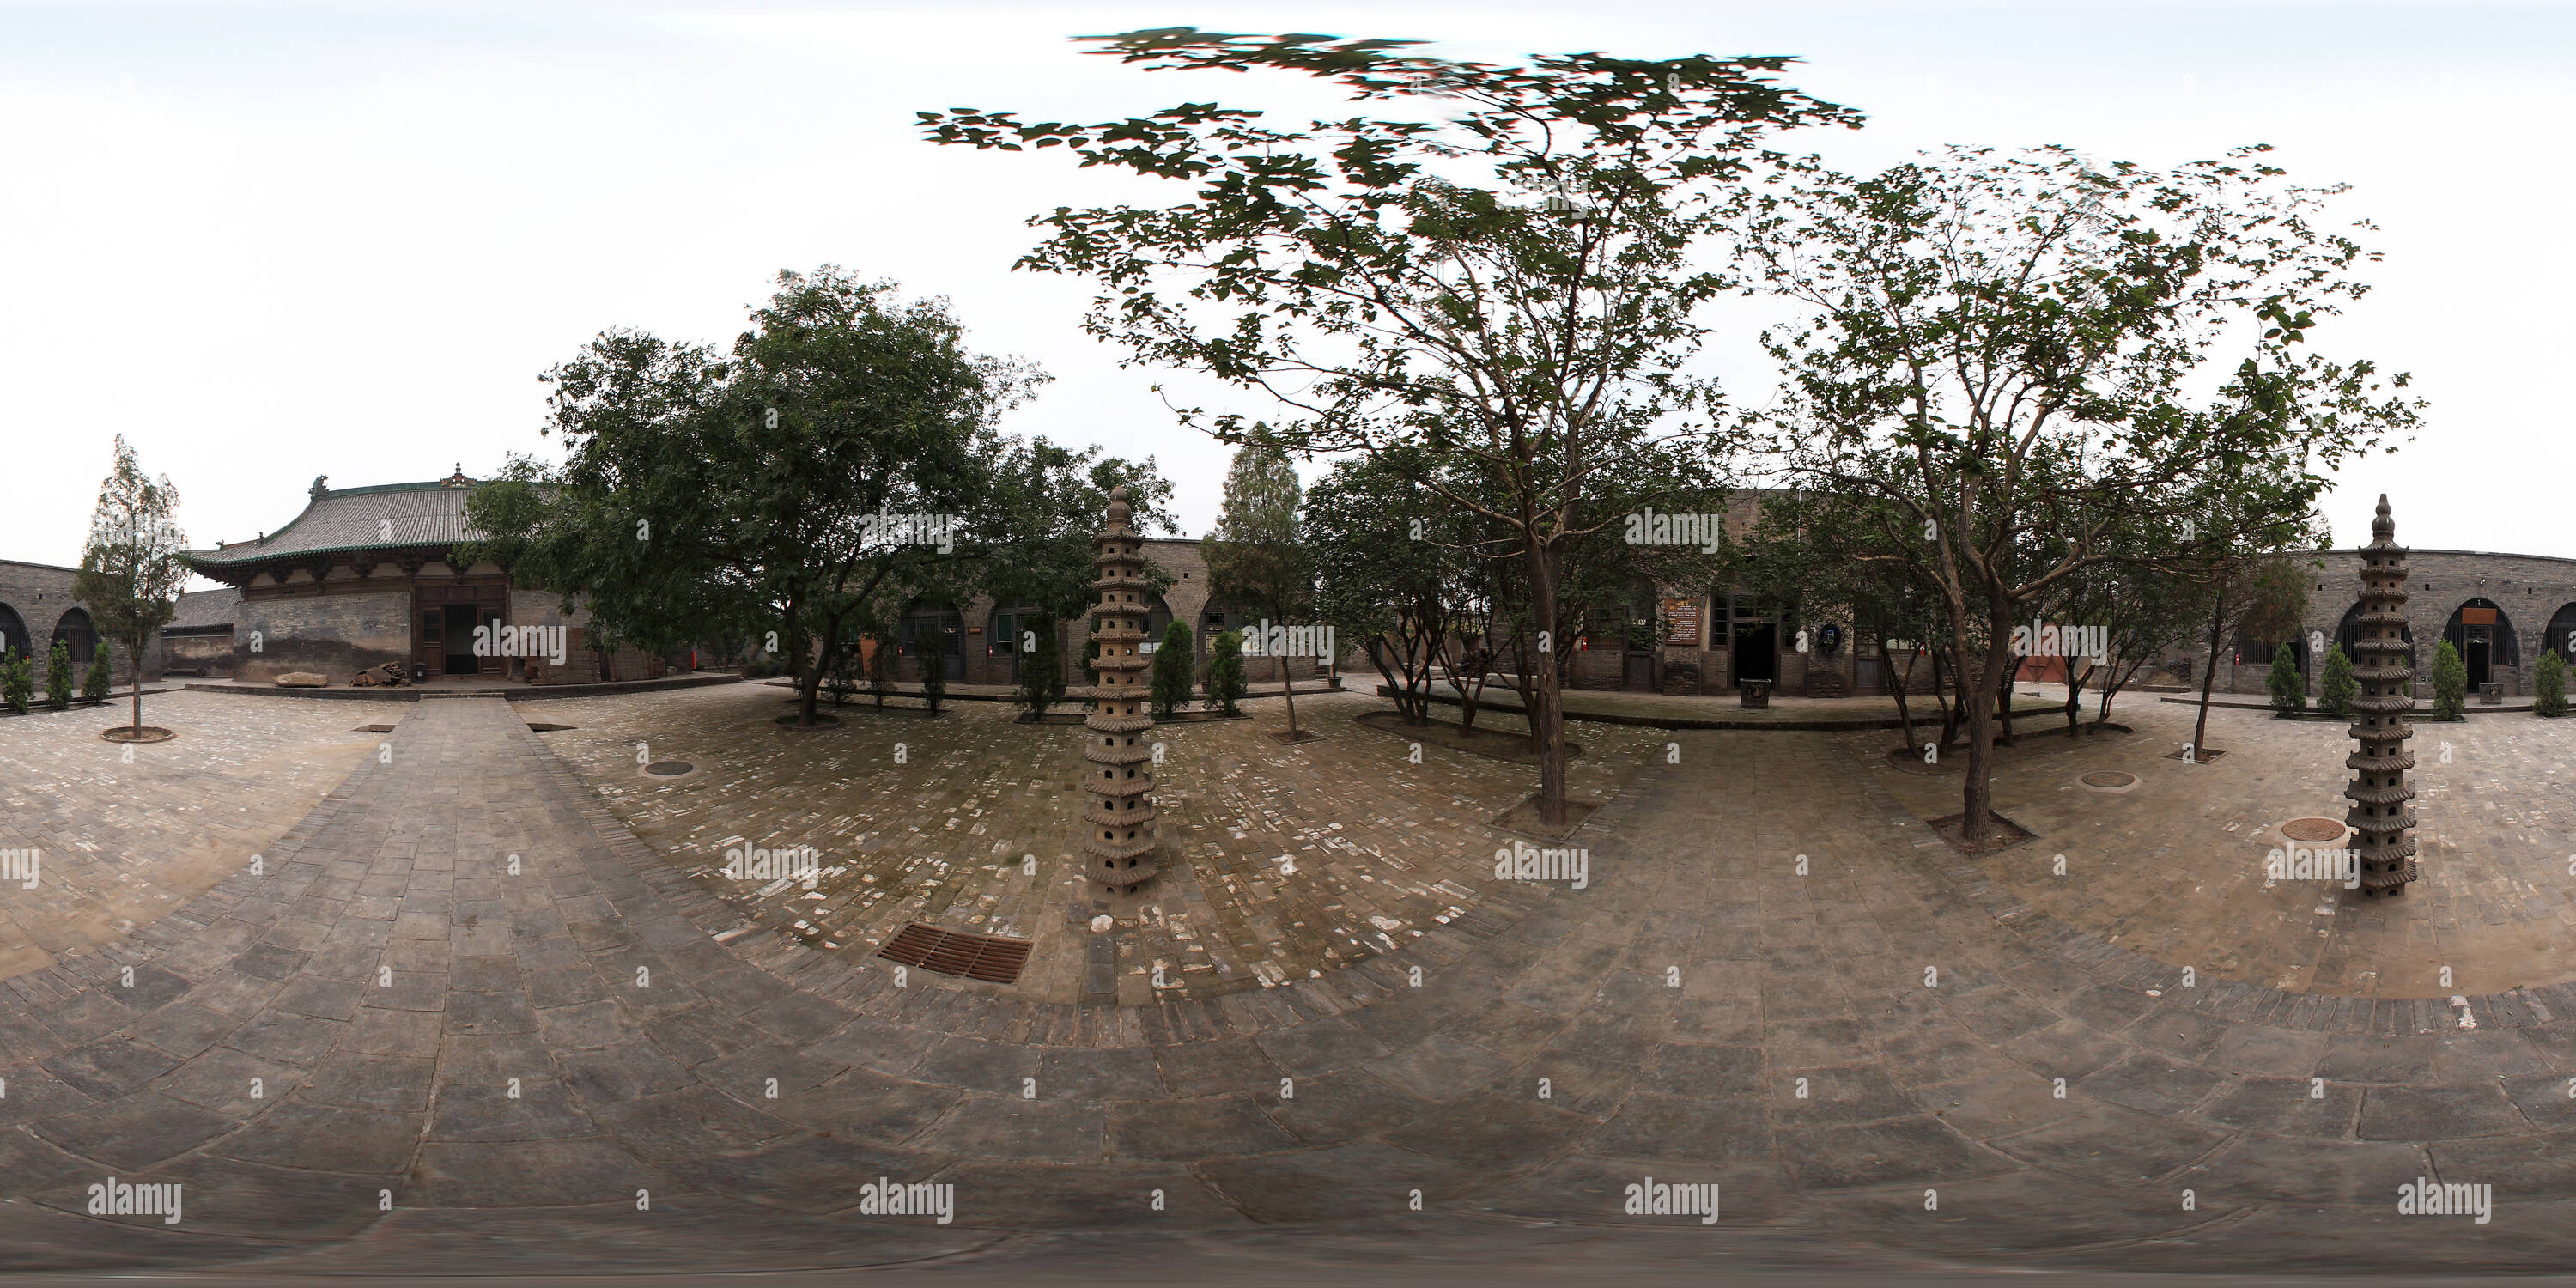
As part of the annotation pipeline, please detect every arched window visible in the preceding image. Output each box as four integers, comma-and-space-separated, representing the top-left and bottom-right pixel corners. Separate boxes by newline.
50, 607, 99, 667
2543, 602, 2576, 664
2443, 598, 2518, 689
2336, 601, 2415, 674
0, 603, 28, 661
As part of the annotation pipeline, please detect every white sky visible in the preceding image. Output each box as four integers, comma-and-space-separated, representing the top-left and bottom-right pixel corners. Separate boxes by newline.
3, 0, 2569, 584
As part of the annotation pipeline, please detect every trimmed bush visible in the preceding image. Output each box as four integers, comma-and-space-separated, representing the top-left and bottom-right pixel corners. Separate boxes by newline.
82, 647, 112, 702
1206, 629, 1247, 716
2432, 640, 2467, 720
2266, 643, 2304, 715
1149, 620, 1194, 719
2318, 644, 2355, 718
1017, 615, 1063, 719
2, 650, 30, 714
2536, 650, 2567, 718
46, 641, 73, 711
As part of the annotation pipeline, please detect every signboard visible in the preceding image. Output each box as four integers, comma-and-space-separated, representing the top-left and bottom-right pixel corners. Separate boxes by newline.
2461, 607, 2497, 625
1662, 598, 1700, 647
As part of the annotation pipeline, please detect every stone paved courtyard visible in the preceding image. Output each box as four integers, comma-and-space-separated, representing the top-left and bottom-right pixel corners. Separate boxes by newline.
532, 684, 1663, 1004
0, 690, 2572, 1277
0, 694, 378, 978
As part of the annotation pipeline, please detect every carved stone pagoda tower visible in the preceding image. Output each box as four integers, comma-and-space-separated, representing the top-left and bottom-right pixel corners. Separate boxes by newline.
1082, 486, 1159, 895
2346, 495, 2419, 896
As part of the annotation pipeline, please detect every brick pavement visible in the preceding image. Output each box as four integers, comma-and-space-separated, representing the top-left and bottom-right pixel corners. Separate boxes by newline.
0, 695, 2570, 1276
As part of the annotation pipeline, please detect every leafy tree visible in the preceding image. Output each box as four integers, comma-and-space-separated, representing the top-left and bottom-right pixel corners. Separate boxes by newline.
1149, 620, 1194, 719
1202, 428, 1315, 738
1308, 451, 1471, 726
912, 625, 949, 714
1206, 629, 1248, 715
2432, 640, 2467, 720
460, 268, 1128, 728
926, 28, 1854, 826
2534, 650, 2567, 718
2266, 642, 2306, 714
2319, 644, 2358, 718
75, 436, 188, 736
1017, 612, 1064, 718
1743, 148, 2416, 838
45, 640, 72, 711
1079, 635, 1101, 694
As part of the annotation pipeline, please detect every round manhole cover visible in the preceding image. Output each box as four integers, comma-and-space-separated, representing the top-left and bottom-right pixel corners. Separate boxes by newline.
2080, 771, 2137, 788
644, 761, 695, 777
2282, 817, 2347, 842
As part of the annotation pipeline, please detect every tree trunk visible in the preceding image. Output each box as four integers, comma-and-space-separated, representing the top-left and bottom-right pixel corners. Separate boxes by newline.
1528, 538, 1569, 828
1930, 648, 1961, 749
2192, 588, 2229, 758
1997, 654, 2026, 746
1957, 619, 2006, 845
2064, 660, 2093, 736
128, 642, 141, 733
1279, 653, 1298, 736
1883, 631, 1916, 754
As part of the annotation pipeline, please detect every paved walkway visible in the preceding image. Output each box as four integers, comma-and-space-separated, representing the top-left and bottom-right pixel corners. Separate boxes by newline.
0, 697, 2571, 1276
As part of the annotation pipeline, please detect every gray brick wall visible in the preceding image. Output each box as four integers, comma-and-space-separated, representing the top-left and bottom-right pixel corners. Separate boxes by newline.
234, 589, 410, 683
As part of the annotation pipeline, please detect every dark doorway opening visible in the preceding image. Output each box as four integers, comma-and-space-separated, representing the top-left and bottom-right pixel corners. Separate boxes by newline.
1731, 621, 1777, 686
443, 605, 480, 675
2465, 629, 2492, 688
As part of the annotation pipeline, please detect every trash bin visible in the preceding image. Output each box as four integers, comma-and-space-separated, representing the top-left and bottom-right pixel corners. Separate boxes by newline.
1739, 679, 1771, 709
2479, 682, 2503, 705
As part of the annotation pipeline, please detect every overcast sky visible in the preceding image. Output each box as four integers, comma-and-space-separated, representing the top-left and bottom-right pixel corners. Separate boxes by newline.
3, 0, 2570, 583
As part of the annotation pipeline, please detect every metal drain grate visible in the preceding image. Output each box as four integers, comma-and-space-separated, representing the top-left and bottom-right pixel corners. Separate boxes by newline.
877, 923, 1033, 985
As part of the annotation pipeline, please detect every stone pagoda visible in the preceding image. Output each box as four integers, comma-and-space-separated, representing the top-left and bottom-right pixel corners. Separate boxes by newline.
2345, 495, 2419, 896
1082, 486, 1159, 896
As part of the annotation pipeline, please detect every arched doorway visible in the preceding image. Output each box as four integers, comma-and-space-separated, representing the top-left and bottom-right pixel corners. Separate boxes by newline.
0, 603, 27, 662
896, 603, 965, 683
1725, 590, 1777, 689
50, 607, 100, 668
2544, 602, 2576, 664
2443, 598, 2517, 689
2336, 601, 2415, 674
987, 602, 1044, 684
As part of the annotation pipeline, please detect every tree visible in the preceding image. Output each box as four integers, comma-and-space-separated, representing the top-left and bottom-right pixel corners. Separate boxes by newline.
1018, 612, 1065, 719
1202, 428, 1315, 739
926, 29, 1856, 827
74, 437, 188, 736
45, 641, 71, 711
2319, 644, 2358, 718
1741, 148, 2417, 839
1206, 629, 1248, 715
459, 268, 1123, 728
2190, 555, 2316, 754
2266, 643, 2306, 714
2432, 640, 2467, 720
1147, 620, 1195, 719
1308, 451, 1471, 726
2534, 651, 2567, 718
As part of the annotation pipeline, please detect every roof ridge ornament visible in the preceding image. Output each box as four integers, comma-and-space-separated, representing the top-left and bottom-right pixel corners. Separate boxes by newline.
442, 463, 471, 488
310, 475, 329, 500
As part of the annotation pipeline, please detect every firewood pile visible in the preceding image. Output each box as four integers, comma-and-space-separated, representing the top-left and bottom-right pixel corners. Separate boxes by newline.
350, 663, 408, 688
